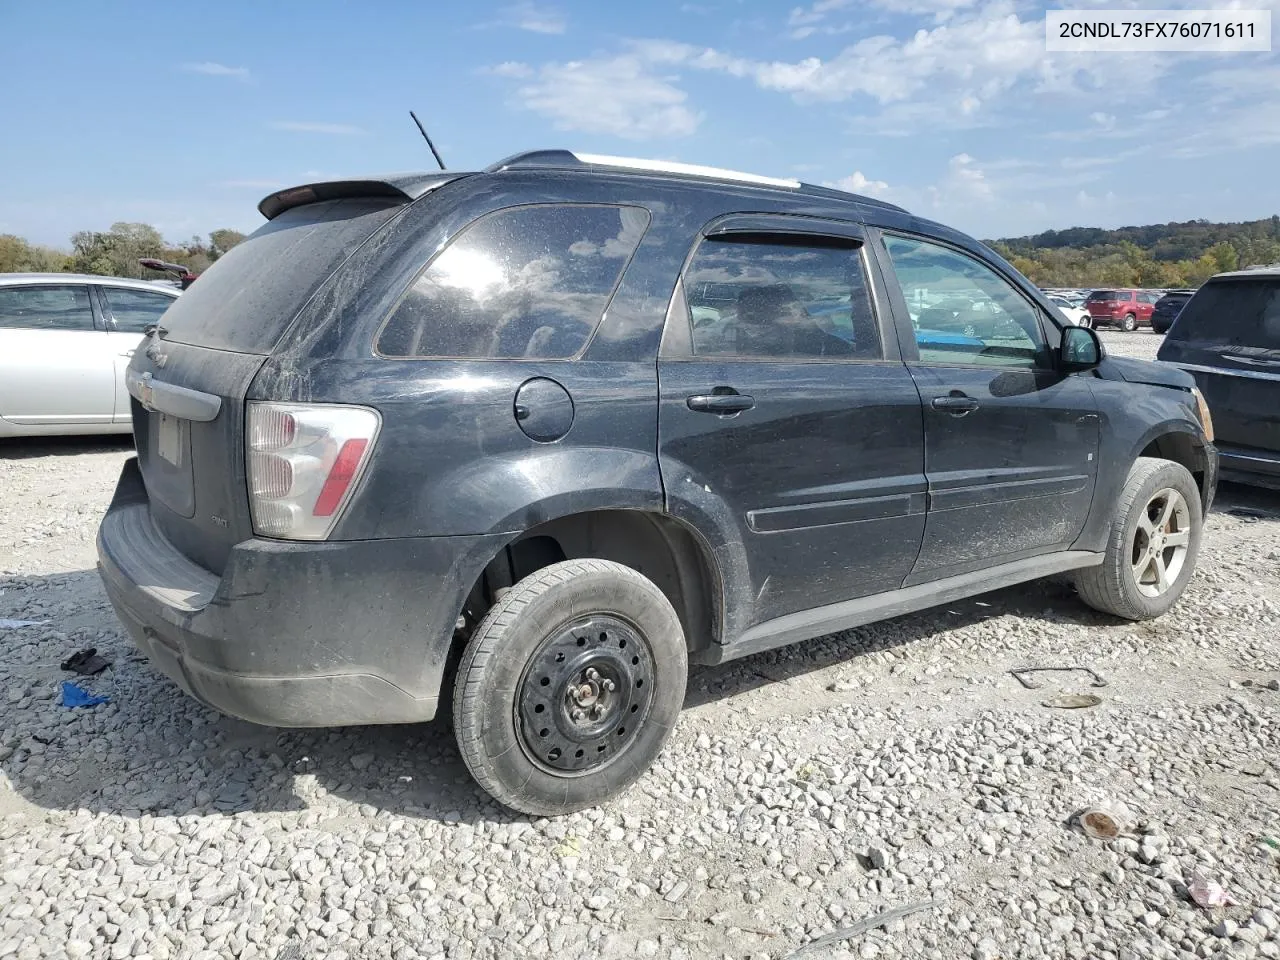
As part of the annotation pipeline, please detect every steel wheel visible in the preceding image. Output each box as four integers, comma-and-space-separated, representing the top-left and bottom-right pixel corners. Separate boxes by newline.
516, 614, 655, 774
1129, 487, 1191, 598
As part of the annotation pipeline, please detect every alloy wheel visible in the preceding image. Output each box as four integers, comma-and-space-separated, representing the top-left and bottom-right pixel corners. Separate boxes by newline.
1130, 487, 1191, 598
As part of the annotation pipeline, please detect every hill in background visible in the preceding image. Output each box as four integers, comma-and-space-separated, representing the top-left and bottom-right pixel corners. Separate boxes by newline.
987, 215, 1280, 289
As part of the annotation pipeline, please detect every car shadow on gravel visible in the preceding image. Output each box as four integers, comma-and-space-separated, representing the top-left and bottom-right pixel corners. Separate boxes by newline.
0, 436, 134, 459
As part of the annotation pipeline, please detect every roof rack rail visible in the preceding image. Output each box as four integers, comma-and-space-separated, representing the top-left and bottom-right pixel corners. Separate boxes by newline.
486, 150, 802, 190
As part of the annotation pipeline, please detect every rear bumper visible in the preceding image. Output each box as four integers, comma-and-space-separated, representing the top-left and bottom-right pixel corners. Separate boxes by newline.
1217, 444, 1280, 490
96, 458, 509, 727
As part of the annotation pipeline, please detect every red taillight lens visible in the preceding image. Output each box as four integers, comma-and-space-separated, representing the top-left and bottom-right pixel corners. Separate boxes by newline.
246, 403, 380, 540
313, 439, 369, 517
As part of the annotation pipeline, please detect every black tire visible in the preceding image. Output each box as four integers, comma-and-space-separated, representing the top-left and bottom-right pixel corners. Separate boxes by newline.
452, 559, 687, 816
1121, 312, 1138, 332
1073, 457, 1202, 620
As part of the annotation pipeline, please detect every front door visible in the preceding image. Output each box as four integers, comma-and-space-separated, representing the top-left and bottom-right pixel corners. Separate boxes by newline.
875, 232, 1101, 583
657, 218, 926, 638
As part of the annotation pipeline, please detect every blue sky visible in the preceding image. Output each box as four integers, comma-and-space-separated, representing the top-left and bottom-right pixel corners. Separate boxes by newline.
1, 0, 1277, 246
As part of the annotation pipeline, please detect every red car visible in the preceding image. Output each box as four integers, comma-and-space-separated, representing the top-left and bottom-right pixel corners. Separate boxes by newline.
1084, 289, 1160, 331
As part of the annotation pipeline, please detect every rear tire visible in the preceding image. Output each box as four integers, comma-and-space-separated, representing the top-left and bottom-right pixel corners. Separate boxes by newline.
452, 559, 687, 816
1073, 457, 1202, 620
1121, 312, 1138, 332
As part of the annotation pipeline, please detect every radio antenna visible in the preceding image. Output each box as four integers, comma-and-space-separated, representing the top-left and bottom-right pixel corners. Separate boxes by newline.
409, 111, 446, 171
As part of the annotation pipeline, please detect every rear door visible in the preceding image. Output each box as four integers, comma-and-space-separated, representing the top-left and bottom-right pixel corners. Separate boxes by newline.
0, 283, 115, 425
96, 285, 179, 422
657, 217, 926, 629
1158, 277, 1280, 465
875, 231, 1100, 583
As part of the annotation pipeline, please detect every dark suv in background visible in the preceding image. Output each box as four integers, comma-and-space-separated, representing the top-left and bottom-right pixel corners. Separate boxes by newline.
1158, 269, 1280, 488
1086, 289, 1159, 330
97, 150, 1217, 815
1151, 289, 1195, 335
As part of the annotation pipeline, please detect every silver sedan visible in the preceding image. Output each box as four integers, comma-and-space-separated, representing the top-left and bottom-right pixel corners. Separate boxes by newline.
0, 274, 179, 437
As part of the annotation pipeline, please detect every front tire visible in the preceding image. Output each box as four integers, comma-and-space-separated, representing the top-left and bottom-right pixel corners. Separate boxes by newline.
1121, 312, 1138, 332
1073, 457, 1202, 620
453, 559, 687, 816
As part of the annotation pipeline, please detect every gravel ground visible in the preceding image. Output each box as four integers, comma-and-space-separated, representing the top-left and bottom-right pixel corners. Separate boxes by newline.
2, 331, 1279, 960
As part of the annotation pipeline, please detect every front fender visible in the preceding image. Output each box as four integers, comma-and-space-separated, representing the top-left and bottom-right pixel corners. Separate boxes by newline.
1073, 373, 1211, 551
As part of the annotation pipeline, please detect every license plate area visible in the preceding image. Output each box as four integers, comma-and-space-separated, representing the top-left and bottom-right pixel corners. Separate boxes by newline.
157, 413, 183, 467
140, 408, 196, 518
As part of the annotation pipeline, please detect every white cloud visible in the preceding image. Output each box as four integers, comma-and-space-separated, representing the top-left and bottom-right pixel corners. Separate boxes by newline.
788, 0, 979, 31
488, 61, 533, 78
500, 54, 702, 139
269, 121, 365, 135
932, 152, 994, 205
499, 2, 566, 34
827, 171, 892, 198
181, 61, 250, 81
646, 7, 1047, 113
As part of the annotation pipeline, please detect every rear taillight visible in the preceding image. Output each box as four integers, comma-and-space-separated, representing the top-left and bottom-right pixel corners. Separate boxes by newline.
246, 402, 381, 540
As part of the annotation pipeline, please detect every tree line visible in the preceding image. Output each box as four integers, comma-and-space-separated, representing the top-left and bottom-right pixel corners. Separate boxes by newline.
0, 223, 247, 278
6, 214, 1280, 291
987, 215, 1280, 288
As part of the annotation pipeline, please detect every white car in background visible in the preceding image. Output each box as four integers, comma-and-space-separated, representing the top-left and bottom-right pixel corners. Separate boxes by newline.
0, 274, 179, 437
1048, 294, 1091, 327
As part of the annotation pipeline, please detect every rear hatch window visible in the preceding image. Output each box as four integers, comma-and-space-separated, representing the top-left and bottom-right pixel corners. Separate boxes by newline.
160, 198, 405, 355
1167, 279, 1280, 351
1088, 290, 1126, 301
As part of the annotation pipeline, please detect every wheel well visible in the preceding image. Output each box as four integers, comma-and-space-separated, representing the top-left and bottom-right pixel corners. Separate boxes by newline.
458, 511, 722, 655
1140, 432, 1208, 495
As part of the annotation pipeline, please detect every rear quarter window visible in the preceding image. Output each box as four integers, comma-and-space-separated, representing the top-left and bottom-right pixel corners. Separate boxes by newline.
375, 204, 649, 360
1168, 279, 1280, 349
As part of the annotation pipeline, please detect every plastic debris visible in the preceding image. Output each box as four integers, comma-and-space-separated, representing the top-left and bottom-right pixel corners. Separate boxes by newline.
60, 647, 111, 676
1188, 870, 1238, 909
1042, 694, 1103, 709
1078, 802, 1132, 840
0, 619, 50, 630
60, 681, 109, 708
785, 900, 944, 959
1011, 665, 1108, 690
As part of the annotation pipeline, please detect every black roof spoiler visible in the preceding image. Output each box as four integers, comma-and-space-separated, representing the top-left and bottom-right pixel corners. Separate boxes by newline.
257, 173, 465, 220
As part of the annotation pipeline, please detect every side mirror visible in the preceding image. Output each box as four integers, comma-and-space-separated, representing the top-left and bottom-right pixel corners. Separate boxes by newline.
1061, 325, 1102, 371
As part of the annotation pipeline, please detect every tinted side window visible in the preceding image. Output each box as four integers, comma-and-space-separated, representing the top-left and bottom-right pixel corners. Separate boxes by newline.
884, 235, 1048, 368
0, 285, 95, 331
376, 204, 649, 360
102, 287, 176, 333
1168, 279, 1280, 349
677, 236, 881, 360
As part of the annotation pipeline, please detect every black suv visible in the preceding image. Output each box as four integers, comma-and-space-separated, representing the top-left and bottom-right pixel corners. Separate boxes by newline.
1157, 269, 1280, 488
1151, 289, 1195, 335
97, 151, 1218, 815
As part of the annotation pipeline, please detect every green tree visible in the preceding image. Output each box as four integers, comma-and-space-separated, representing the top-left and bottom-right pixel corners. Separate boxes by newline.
0, 234, 70, 273
1206, 241, 1238, 273
209, 229, 247, 258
